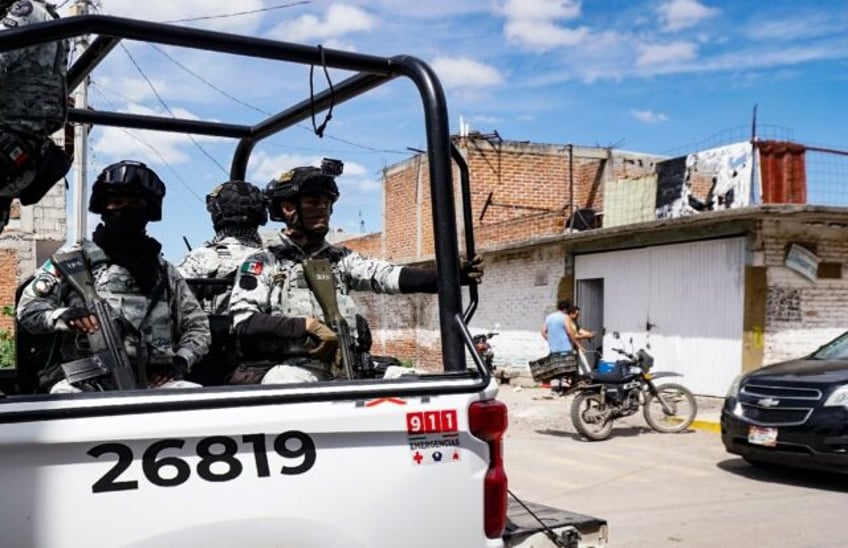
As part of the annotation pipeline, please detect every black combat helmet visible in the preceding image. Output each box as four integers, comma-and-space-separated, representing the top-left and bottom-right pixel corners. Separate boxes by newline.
206, 180, 268, 231
89, 160, 166, 221
265, 161, 341, 222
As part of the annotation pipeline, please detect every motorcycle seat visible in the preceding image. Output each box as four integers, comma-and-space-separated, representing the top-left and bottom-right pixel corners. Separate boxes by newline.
589, 367, 637, 383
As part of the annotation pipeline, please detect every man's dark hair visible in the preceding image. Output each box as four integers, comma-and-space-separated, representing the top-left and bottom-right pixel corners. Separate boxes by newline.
556, 299, 571, 311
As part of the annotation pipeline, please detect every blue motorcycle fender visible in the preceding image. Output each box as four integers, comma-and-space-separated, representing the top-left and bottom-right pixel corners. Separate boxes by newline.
649, 371, 683, 380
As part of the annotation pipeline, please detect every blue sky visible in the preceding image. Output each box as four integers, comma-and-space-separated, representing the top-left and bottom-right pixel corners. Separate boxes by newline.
60, 0, 848, 262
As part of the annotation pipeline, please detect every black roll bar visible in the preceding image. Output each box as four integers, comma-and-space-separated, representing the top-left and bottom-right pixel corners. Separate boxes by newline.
0, 14, 467, 372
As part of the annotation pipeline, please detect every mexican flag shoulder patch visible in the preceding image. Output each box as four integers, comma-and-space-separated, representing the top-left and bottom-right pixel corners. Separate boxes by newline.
240, 259, 264, 275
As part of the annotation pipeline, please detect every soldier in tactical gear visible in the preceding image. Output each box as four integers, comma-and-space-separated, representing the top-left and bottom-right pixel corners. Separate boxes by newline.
0, 0, 72, 233
17, 160, 211, 393
228, 159, 483, 384
177, 180, 268, 314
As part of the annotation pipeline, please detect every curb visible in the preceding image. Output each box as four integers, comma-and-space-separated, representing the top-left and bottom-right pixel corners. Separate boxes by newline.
691, 419, 721, 434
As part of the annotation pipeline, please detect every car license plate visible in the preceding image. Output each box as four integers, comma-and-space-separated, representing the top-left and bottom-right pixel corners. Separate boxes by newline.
748, 426, 778, 447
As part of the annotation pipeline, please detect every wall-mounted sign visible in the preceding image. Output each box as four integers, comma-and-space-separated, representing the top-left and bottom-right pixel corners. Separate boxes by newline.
785, 243, 819, 281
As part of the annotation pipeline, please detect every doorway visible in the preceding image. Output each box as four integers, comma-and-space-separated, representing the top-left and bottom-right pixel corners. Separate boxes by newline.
576, 278, 604, 369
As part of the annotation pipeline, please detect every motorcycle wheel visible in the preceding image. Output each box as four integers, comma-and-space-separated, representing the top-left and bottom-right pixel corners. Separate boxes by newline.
643, 383, 697, 433
570, 392, 614, 441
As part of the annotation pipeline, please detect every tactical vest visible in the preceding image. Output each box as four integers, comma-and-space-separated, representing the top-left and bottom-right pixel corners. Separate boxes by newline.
0, 1, 69, 135
84, 244, 177, 367
266, 243, 359, 357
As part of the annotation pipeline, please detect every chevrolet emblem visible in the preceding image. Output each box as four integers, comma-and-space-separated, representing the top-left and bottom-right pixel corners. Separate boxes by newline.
757, 397, 780, 407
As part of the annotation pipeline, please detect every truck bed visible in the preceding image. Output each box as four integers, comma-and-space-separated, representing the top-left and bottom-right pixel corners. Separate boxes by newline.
505, 498, 608, 547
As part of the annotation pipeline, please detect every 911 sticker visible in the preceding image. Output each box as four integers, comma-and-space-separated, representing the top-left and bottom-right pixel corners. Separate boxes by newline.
406, 410, 457, 434
407, 409, 461, 466
87, 431, 315, 493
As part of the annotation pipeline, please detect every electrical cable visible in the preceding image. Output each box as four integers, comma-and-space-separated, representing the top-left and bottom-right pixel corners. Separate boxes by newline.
89, 81, 206, 205
161, 1, 312, 24
119, 42, 230, 176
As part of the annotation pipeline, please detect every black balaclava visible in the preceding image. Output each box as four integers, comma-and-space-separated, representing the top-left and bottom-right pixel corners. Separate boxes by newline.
93, 205, 163, 294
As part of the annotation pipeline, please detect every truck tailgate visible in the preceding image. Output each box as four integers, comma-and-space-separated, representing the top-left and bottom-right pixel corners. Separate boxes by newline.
504, 498, 608, 547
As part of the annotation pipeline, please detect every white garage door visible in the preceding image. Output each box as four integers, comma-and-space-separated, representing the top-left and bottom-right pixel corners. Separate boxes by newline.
575, 238, 745, 396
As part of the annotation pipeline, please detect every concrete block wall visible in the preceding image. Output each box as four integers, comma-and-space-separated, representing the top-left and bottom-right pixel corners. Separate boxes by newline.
760, 218, 848, 363
463, 246, 566, 370
351, 244, 566, 371
0, 181, 67, 333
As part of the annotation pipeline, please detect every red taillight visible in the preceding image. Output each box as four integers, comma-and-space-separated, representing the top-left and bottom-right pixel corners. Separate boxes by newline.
469, 399, 508, 539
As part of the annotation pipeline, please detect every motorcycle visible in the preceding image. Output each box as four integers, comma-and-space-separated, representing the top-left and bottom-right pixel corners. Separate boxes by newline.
472, 331, 498, 372
570, 338, 697, 441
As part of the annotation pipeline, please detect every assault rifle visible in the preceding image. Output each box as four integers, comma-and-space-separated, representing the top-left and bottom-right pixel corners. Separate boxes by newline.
51, 250, 139, 390
302, 258, 356, 380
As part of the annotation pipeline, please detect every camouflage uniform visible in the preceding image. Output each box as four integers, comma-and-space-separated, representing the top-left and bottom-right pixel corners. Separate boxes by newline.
0, 0, 69, 198
177, 235, 262, 314
17, 239, 211, 392
229, 232, 404, 382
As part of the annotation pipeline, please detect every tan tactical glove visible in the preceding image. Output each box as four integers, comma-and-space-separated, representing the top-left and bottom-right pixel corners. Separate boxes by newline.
460, 254, 484, 284
305, 317, 339, 360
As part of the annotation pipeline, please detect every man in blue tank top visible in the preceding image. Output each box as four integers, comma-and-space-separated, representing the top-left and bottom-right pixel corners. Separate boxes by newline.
542, 299, 573, 354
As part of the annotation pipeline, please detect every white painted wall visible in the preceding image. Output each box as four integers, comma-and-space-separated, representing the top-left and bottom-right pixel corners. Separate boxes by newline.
465, 247, 566, 370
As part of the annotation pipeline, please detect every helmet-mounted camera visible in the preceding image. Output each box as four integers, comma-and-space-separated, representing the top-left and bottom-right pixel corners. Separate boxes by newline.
266, 159, 342, 222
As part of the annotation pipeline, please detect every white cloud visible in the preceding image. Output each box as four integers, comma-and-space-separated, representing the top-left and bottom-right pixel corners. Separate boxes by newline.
431, 57, 504, 90
636, 41, 698, 66
501, 0, 581, 20
658, 0, 719, 32
248, 151, 322, 184
87, 0, 267, 33
88, 103, 226, 166
344, 179, 381, 193
505, 21, 589, 50
268, 4, 377, 43
246, 152, 371, 192
630, 109, 669, 124
500, 0, 587, 51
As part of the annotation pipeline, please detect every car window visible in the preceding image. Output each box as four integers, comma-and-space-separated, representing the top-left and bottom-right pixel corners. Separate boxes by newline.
811, 332, 848, 360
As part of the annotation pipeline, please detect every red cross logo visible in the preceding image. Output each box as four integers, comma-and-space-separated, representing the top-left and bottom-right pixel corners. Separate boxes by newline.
413, 451, 424, 464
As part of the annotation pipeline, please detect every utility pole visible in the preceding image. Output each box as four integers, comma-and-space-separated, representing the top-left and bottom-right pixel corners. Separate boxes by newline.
69, 0, 91, 241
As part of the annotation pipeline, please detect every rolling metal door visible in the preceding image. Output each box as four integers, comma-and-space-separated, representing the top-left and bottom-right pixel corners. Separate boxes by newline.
575, 238, 745, 396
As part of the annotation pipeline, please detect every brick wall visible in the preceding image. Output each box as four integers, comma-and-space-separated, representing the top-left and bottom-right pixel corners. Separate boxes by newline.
0, 249, 16, 332
760, 218, 848, 363
0, 180, 68, 337
343, 139, 661, 368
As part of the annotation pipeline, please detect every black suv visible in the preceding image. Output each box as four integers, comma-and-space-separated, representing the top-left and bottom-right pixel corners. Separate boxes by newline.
722, 332, 848, 473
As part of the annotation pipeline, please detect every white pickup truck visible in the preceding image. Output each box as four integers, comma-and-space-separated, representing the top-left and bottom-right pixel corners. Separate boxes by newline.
0, 14, 607, 548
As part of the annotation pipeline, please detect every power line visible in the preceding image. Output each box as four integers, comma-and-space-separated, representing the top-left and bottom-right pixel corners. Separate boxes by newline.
89, 81, 206, 205
161, 1, 312, 24
119, 42, 230, 176
149, 44, 408, 155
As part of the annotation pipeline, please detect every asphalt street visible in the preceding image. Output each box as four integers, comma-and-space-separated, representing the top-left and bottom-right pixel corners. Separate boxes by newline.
497, 385, 848, 548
